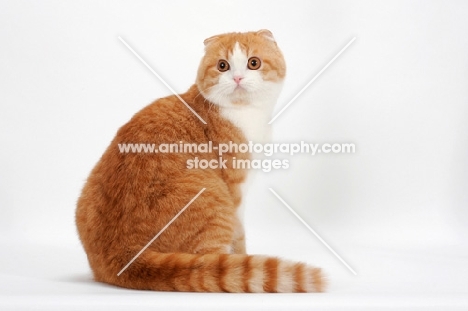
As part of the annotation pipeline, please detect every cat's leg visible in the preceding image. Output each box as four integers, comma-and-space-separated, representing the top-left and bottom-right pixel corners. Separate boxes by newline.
191, 211, 236, 254
192, 217, 245, 254
194, 243, 233, 254
231, 217, 246, 254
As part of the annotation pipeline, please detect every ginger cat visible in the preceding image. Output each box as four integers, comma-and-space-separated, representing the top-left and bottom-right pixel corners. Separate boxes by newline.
76, 30, 324, 293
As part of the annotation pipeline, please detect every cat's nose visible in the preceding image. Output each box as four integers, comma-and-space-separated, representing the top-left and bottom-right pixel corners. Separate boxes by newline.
233, 76, 243, 85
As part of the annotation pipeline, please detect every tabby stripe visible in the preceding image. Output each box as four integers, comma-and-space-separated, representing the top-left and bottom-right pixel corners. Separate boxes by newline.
195, 256, 207, 292
174, 255, 191, 292
187, 255, 199, 292
218, 254, 228, 292
248, 256, 265, 293
242, 256, 251, 293
263, 257, 279, 292
203, 255, 219, 292
212, 223, 234, 232
164, 253, 177, 291
294, 263, 306, 293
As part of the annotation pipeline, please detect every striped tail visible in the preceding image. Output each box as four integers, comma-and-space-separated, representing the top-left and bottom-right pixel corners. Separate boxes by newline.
102, 251, 325, 293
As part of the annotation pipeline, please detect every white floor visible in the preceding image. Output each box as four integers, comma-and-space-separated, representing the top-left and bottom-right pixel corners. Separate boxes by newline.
1, 226, 467, 310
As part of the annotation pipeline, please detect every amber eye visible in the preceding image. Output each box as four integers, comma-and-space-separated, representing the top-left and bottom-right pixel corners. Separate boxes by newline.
217, 60, 230, 72
248, 57, 261, 70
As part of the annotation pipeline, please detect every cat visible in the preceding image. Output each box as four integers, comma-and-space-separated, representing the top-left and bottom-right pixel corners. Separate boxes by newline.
76, 29, 324, 293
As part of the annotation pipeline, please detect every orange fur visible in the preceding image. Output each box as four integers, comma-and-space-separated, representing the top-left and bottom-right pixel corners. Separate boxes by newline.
76, 30, 324, 293
197, 30, 286, 94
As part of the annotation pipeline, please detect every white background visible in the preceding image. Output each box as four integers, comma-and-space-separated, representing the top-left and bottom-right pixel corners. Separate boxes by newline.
1, 0, 467, 310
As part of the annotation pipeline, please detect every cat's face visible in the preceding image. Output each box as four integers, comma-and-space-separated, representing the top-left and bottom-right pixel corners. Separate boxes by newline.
196, 30, 286, 107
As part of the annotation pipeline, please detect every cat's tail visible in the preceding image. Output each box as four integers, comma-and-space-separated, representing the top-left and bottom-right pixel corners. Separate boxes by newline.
101, 251, 324, 293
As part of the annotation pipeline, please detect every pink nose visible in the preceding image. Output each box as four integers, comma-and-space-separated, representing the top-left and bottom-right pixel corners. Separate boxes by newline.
234, 76, 243, 85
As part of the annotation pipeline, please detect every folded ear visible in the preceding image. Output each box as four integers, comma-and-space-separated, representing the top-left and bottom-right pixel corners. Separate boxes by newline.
256, 29, 276, 42
203, 35, 220, 46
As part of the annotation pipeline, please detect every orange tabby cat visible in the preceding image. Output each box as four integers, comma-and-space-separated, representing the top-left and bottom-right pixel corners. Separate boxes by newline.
76, 30, 324, 293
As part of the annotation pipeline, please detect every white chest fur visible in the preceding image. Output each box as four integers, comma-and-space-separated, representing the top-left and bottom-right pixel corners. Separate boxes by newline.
219, 104, 272, 146
219, 101, 275, 224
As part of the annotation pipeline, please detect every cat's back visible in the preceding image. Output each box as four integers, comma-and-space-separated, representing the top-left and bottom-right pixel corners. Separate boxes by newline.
77, 85, 208, 201
116, 85, 206, 143
75, 85, 213, 246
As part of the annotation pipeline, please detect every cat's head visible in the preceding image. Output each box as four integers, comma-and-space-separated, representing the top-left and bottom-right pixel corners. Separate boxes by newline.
196, 30, 286, 107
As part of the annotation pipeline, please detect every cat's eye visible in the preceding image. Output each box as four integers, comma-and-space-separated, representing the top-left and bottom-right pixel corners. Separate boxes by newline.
248, 57, 261, 70
217, 60, 230, 72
